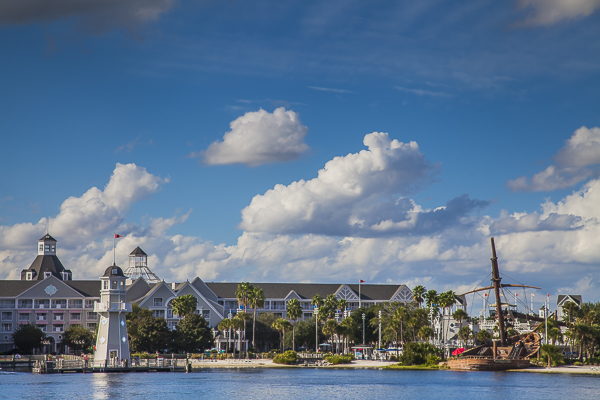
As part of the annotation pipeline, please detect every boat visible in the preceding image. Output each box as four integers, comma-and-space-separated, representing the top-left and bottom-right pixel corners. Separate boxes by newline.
447, 237, 542, 371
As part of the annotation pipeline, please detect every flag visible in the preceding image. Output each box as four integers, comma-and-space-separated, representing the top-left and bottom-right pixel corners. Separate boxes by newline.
114, 234, 123, 238
360, 280, 365, 283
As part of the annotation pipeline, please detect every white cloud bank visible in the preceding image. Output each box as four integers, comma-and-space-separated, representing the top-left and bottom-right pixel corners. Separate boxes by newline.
1, 131, 599, 303
507, 126, 600, 192
516, 0, 600, 26
200, 108, 310, 166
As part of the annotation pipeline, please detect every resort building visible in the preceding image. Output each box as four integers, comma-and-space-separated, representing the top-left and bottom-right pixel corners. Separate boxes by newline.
0, 235, 414, 354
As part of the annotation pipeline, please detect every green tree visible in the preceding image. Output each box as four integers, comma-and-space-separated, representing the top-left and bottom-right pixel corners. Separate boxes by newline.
476, 329, 492, 345
12, 324, 45, 354
230, 316, 245, 358
61, 324, 94, 354
130, 316, 171, 353
174, 314, 213, 353
235, 282, 253, 342
235, 312, 251, 356
323, 319, 338, 352
248, 286, 265, 349
272, 318, 292, 352
418, 326, 434, 342
412, 285, 426, 308
311, 294, 323, 308
458, 326, 471, 348
452, 309, 469, 330
218, 318, 233, 355
171, 294, 198, 321
286, 298, 303, 351
439, 290, 456, 347
540, 344, 564, 367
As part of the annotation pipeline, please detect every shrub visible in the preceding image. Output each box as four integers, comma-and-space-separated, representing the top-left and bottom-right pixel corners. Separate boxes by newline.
540, 344, 564, 367
131, 352, 155, 359
273, 350, 297, 365
323, 354, 353, 365
398, 343, 440, 366
574, 361, 583, 366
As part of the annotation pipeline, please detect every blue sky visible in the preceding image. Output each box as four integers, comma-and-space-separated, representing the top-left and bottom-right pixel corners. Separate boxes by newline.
1, 1, 600, 312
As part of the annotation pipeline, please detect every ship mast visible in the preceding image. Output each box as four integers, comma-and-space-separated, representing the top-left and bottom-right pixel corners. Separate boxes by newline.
490, 237, 506, 346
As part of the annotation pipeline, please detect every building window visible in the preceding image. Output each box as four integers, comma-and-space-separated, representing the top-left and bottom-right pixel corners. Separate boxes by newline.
62, 272, 71, 280
167, 309, 173, 318
35, 300, 50, 309
1, 324, 12, 332
69, 300, 83, 309
152, 310, 165, 318
154, 298, 163, 307
53, 325, 63, 333
85, 300, 96, 309
39, 244, 43, 252
87, 312, 98, 320
51, 245, 55, 252
202, 310, 210, 320
18, 299, 32, 309
53, 314, 64, 321
45, 245, 50, 252
1, 312, 12, 321
0, 300, 15, 309
111, 281, 117, 289
70, 313, 81, 321
52, 300, 67, 309
87, 323, 97, 331
39, 325, 47, 333
103, 281, 108, 290
36, 314, 47, 321
18, 314, 30, 322
44, 272, 52, 278
26, 272, 33, 280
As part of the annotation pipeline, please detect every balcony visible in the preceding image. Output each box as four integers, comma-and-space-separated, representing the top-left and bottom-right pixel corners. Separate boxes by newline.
94, 302, 132, 313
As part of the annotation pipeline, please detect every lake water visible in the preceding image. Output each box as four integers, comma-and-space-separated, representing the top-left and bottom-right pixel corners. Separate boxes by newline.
1, 368, 599, 399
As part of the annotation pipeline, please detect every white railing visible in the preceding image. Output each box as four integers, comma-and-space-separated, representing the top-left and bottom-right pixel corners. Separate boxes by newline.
94, 302, 133, 312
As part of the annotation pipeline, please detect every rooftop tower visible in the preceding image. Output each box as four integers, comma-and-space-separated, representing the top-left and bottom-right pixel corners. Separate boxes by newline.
123, 246, 161, 284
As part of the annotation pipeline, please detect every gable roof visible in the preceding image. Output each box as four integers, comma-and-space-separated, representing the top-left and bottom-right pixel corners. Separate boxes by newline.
206, 282, 411, 301
557, 294, 582, 306
25, 255, 67, 280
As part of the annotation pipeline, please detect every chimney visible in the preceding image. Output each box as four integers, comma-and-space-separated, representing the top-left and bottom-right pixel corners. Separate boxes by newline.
172, 282, 177, 290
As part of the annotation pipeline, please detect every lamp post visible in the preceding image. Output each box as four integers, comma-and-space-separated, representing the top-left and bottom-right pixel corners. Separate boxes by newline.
314, 306, 319, 354
378, 310, 382, 350
362, 313, 366, 345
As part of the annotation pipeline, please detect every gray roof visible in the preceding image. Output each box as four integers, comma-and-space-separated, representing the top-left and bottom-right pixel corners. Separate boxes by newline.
0, 281, 38, 297
205, 282, 408, 301
103, 264, 125, 277
0, 280, 100, 298
25, 255, 67, 280
129, 246, 147, 256
38, 234, 57, 242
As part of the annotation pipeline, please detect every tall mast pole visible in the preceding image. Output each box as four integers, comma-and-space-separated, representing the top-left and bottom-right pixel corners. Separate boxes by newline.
490, 237, 506, 347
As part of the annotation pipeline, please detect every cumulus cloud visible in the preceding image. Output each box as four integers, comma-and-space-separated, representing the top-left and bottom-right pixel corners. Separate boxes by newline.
507, 126, 600, 192
0, 163, 166, 250
515, 0, 600, 26
490, 212, 582, 233
0, 0, 176, 32
200, 108, 310, 166
239, 132, 488, 237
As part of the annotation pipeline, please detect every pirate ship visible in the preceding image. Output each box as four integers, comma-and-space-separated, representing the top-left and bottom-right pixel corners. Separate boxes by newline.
447, 238, 542, 371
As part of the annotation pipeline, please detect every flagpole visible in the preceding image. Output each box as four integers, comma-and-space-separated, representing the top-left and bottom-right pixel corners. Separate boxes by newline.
113, 233, 116, 265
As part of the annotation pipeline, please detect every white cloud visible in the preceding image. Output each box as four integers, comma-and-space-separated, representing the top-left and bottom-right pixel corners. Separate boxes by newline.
395, 86, 452, 98
0, 163, 166, 251
0, 0, 176, 32
507, 126, 600, 192
201, 108, 310, 166
239, 132, 488, 237
515, 0, 600, 26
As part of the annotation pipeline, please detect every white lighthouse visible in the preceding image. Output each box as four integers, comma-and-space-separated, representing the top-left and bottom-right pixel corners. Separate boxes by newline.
93, 263, 132, 367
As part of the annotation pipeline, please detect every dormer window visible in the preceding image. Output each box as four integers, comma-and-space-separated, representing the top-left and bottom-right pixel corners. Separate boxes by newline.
44, 272, 52, 279
112, 268, 117, 275
26, 272, 33, 281
61, 272, 71, 281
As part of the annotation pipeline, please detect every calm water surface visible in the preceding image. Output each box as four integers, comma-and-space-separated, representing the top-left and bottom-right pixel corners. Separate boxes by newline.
1, 368, 599, 399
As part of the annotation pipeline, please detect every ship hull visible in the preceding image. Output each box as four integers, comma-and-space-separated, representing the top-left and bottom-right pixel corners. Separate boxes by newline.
447, 357, 531, 371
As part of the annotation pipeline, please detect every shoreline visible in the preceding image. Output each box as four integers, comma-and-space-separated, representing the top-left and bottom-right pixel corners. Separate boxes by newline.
189, 359, 600, 375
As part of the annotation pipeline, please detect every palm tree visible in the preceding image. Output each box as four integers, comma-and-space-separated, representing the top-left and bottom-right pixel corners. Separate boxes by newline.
248, 286, 265, 350
230, 316, 244, 358
439, 290, 455, 348
235, 312, 251, 355
287, 298, 303, 351
476, 329, 491, 345
418, 326, 434, 343
171, 294, 198, 323
452, 309, 469, 331
412, 285, 426, 308
337, 299, 348, 315
311, 294, 323, 308
272, 318, 292, 353
323, 319, 338, 353
339, 317, 356, 354
235, 282, 253, 341
218, 318, 233, 356
457, 326, 471, 348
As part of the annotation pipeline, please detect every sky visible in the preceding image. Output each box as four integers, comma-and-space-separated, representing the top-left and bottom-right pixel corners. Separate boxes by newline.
1, 0, 600, 313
